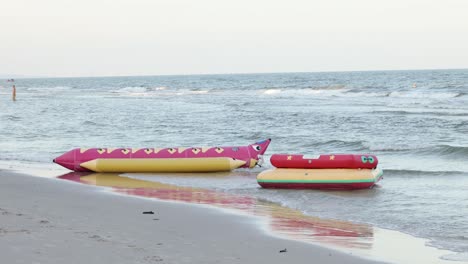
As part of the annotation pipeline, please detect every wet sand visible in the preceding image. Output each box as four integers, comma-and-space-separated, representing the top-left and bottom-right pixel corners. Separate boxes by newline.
0, 170, 382, 264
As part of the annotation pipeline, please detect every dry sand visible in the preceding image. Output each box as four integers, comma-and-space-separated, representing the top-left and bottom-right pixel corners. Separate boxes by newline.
0, 170, 382, 264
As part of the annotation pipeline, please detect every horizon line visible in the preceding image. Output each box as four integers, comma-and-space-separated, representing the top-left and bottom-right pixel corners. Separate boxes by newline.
1, 67, 467, 80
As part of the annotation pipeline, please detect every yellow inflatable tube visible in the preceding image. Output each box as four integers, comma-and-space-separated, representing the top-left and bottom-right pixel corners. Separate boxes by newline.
80, 157, 246, 173
257, 168, 383, 190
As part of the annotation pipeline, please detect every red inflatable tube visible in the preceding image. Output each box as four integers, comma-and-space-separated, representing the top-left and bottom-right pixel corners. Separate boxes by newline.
270, 154, 378, 169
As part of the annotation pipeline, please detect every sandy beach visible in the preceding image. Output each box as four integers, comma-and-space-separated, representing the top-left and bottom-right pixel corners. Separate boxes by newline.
0, 169, 382, 264
2, 0, 468, 261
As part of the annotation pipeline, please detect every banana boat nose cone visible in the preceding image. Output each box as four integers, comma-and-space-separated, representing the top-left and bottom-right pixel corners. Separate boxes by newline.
54, 149, 77, 171
256, 138, 272, 155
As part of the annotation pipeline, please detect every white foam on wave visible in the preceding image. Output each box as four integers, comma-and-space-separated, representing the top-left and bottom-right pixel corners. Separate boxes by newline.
113, 86, 210, 97
375, 107, 468, 117
190, 90, 209, 94
259, 86, 465, 101
171, 89, 210, 96
113, 86, 162, 97
389, 91, 461, 99
260, 87, 463, 100
301, 88, 351, 96
261, 88, 350, 97
25, 86, 73, 93
262, 89, 282, 95
114, 86, 147, 94
338, 91, 391, 98
313, 84, 346, 90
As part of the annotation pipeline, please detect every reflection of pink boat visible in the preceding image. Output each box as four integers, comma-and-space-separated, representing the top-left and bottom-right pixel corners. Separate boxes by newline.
53, 139, 271, 172
57, 172, 373, 249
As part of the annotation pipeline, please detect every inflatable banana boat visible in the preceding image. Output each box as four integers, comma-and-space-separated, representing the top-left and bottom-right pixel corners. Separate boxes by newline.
257, 168, 383, 190
53, 139, 271, 173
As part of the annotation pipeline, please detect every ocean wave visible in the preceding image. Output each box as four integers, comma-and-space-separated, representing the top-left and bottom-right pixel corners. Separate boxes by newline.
81, 120, 99, 126
428, 144, 468, 157
304, 139, 369, 151
0, 153, 52, 164
371, 109, 468, 117
258, 86, 465, 100
1, 114, 21, 121
260, 87, 350, 97
189, 90, 209, 94
454, 121, 468, 131
150, 86, 167, 91
340, 91, 391, 98
371, 144, 468, 159
309, 84, 347, 90
262, 89, 282, 95
388, 91, 462, 99
383, 169, 468, 177
112, 86, 210, 97
260, 85, 466, 100
112, 86, 165, 97
367, 146, 415, 152
113, 86, 148, 94
25, 86, 73, 92
342, 89, 465, 99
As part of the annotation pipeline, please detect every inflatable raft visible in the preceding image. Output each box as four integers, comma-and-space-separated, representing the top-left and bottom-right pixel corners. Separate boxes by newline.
257, 168, 383, 190
270, 154, 378, 169
257, 153, 382, 190
53, 139, 271, 172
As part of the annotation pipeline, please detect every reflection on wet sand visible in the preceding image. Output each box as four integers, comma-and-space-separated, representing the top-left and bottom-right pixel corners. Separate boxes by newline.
57, 172, 373, 250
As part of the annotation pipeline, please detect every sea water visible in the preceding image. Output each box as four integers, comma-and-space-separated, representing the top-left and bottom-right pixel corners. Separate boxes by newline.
0, 70, 467, 260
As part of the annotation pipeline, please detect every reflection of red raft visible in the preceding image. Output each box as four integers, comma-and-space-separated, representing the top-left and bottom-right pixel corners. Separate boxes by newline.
258, 153, 382, 190
270, 154, 378, 169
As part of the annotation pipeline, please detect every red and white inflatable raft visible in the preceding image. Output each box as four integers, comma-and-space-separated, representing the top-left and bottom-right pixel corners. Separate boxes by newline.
270, 154, 378, 169
258, 154, 382, 190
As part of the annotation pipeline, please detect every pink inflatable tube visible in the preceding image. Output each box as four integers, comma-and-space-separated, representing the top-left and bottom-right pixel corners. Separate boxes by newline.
54, 139, 271, 172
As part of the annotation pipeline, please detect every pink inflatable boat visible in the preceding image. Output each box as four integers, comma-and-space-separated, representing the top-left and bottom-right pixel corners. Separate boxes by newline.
54, 139, 271, 172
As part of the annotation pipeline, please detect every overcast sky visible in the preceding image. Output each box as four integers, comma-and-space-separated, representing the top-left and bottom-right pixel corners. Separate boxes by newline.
1, 0, 467, 77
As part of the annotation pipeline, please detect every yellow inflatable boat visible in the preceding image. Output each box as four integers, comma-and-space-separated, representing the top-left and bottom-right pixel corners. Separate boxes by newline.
257, 168, 383, 190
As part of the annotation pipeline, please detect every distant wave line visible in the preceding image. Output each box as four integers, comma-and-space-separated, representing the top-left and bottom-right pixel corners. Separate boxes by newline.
371, 110, 468, 117
383, 169, 468, 177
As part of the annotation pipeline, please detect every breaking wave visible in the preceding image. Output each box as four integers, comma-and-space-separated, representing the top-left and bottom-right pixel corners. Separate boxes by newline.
304, 140, 369, 151
112, 86, 209, 97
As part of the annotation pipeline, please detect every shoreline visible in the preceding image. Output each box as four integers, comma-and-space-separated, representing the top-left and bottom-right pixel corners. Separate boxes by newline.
0, 162, 465, 264
0, 168, 381, 264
